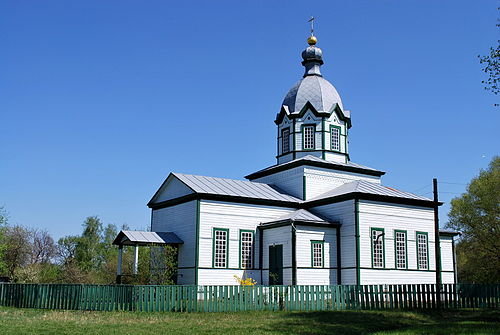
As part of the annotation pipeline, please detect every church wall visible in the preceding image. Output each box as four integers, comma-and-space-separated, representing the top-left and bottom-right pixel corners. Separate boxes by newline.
304, 166, 381, 200
309, 200, 357, 284
154, 176, 193, 203
295, 225, 337, 285
442, 272, 455, 284
324, 152, 348, 163
262, 226, 293, 286
198, 200, 295, 286
252, 166, 305, 200
357, 200, 440, 285
360, 269, 437, 285
151, 200, 197, 285
439, 236, 456, 284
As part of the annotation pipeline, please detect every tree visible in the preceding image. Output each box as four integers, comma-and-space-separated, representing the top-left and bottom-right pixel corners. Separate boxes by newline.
3, 226, 31, 277
0, 207, 8, 276
478, 8, 499, 96
479, 43, 500, 95
75, 216, 104, 272
447, 156, 500, 283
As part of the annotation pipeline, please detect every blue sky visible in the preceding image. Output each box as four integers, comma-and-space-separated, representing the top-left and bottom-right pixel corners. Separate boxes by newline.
1, 1, 498, 240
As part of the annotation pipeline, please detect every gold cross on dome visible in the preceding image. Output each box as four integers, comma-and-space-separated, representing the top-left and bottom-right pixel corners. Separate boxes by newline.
308, 16, 315, 36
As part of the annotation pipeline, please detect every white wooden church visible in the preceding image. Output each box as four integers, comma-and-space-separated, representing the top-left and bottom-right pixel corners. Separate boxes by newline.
137, 33, 458, 286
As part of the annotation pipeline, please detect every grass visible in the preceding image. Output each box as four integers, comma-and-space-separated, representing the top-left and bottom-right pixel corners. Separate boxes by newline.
0, 307, 498, 335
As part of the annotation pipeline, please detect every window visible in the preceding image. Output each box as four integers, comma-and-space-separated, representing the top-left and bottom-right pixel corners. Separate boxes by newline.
303, 125, 315, 150
282, 128, 290, 154
416, 232, 429, 270
331, 126, 340, 151
394, 230, 407, 269
311, 241, 324, 268
371, 228, 385, 268
213, 228, 228, 268
240, 230, 253, 269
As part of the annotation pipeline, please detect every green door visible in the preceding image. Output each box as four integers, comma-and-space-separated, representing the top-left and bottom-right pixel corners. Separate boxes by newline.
269, 245, 283, 285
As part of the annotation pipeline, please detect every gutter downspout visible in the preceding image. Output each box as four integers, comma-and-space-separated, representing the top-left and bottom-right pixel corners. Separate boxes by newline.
336, 226, 342, 285
291, 221, 297, 285
452, 236, 458, 284
354, 199, 361, 285
258, 226, 264, 285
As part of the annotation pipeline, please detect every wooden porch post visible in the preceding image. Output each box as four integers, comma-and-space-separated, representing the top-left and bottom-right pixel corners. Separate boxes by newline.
133, 244, 139, 275
116, 245, 123, 284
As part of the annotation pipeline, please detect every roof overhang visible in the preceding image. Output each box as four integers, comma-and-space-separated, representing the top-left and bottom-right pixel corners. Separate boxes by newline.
112, 230, 184, 246
258, 219, 340, 230
304, 192, 442, 209
439, 230, 461, 237
245, 159, 385, 181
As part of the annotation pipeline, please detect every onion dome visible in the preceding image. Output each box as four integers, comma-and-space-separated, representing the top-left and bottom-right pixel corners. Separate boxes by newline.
281, 36, 343, 113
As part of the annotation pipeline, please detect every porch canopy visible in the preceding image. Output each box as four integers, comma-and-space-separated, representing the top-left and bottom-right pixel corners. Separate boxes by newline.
112, 230, 183, 283
112, 230, 183, 246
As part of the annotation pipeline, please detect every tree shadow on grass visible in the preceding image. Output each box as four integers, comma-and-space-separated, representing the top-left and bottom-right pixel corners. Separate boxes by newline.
264, 310, 419, 335
264, 309, 500, 335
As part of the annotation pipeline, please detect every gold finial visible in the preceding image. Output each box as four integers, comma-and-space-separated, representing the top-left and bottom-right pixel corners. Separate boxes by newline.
307, 16, 317, 45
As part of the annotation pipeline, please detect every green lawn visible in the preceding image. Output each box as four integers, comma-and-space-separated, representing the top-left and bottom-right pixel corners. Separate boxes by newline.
0, 307, 498, 335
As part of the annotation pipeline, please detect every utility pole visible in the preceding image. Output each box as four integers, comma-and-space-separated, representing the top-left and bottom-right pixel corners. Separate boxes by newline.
433, 178, 442, 308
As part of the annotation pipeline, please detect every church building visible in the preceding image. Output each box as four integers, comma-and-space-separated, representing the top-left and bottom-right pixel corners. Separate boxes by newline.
145, 33, 458, 286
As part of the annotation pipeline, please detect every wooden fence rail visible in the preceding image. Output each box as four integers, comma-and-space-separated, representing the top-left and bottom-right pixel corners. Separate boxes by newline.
0, 283, 498, 312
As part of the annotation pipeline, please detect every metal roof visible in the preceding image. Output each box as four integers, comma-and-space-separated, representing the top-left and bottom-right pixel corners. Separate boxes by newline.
260, 209, 340, 229
173, 173, 302, 203
439, 230, 461, 236
245, 155, 385, 180
308, 180, 433, 202
283, 75, 344, 113
112, 230, 184, 246
272, 209, 329, 223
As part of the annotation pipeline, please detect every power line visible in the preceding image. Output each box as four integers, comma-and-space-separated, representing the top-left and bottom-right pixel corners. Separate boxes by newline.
411, 184, 431, 193
439, 181, 468, 186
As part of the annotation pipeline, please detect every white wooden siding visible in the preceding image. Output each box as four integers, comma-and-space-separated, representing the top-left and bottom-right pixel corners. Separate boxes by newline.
304, 166, 381, 200
295, 225, 336, 268
310, 200, 356, 284
360, 269, 437, 285
440, 236, 454, 272
324, 151, 347, 163
151, 200, 197, 285
252, 166, 304, 200
198, 269, 261, 286
358, 200, 437, 285
297, 269, 336, 285
442, 272, 455, 284
262, 225, 292, 285
198, 200, 295, 285
295, 225, 337, 285
154, 177, 193, 203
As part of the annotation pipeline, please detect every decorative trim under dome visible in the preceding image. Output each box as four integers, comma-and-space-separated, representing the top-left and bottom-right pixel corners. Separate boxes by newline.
275, 101, 351, 128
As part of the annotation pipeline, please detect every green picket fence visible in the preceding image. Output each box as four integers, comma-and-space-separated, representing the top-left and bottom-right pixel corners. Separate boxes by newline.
0, 283, 498, 312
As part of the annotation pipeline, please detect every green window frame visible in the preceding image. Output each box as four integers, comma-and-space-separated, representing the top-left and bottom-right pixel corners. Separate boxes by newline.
330, 125, 341, 152
302, 124, 316, 150
281, 128, 290, 154
416, 231, 429, 270
394, 230, 408, 269
311, 240, 325, 268
239, 230, 254, 269
212, 228, 229, 268
371, 228, 385, 268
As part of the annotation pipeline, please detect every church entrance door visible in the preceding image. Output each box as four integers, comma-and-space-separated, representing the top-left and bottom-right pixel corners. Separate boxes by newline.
269, 245, 283, 285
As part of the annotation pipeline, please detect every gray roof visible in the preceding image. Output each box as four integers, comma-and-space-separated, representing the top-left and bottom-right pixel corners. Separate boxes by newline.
113, 230, 184, 246
246, 155, 385, 180
272, 209, 329, 223
173, 173, 302, 203
309, 180, 433, 202
283, 75, 343, 114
